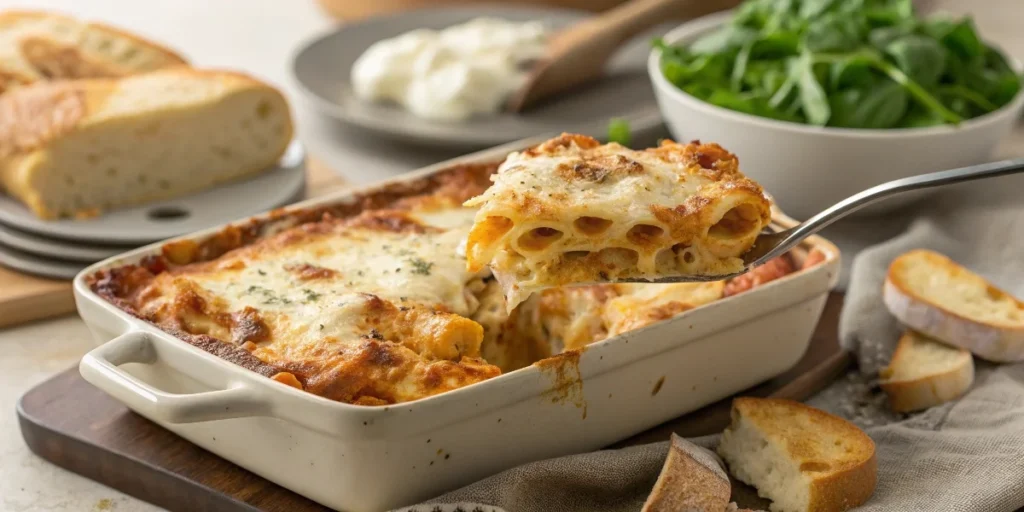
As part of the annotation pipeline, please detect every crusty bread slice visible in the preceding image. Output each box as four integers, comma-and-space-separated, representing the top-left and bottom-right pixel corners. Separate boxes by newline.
879, 330, 974, 413
883, 249, 1024, 362
0, 68, 293, 219
0, 10, 186, 94
717, 398, 876, 512
643, 433, 731, 512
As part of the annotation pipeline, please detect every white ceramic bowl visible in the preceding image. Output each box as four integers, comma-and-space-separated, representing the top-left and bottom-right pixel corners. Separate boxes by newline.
649, 11, 1024, 220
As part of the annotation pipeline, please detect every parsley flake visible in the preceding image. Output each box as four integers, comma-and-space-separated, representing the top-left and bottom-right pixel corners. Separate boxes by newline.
408, 257, 434, 276
245, 285, 291, 305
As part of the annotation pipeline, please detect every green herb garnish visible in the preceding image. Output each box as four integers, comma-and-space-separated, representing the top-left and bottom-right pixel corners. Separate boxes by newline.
607, 118, 633, 146
655, 0, 1021, 128
246, 285, 292, 305
408, 257, 434, 276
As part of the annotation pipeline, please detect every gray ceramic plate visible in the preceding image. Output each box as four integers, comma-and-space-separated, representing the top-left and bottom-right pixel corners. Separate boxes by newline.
0, 223, 129, 263
0, 242, 86, 280
292, 5, 666, 149
0, 140, 306, 245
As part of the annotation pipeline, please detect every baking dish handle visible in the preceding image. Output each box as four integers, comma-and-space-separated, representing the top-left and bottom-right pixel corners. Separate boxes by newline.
79, 331, 270, 423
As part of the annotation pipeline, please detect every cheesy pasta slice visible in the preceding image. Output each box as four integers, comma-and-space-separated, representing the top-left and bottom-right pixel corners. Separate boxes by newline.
464, 134, 772, 310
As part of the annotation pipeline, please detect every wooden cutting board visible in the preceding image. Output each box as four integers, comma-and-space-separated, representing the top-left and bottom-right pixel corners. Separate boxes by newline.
17, 294, 849, 512
0, 159, 348, 329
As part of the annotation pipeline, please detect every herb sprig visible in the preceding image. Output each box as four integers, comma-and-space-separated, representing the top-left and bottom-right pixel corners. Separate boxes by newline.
656, 0, 1021, 129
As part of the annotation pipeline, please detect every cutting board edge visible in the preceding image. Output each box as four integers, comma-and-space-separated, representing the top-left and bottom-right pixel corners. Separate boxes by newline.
17, 386, 264, 512
0, 282, 75, 328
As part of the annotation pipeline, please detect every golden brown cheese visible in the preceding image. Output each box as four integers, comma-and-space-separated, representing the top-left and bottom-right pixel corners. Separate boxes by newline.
123, 207, 500, 405
463, 134, 773, 310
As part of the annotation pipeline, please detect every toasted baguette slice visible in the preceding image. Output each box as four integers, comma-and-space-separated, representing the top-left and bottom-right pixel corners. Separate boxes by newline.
879, 330, 974, 413
717, 398, 876, 512
0, 68, 293, 219
643, 433, 731, 512
0, 10, 186, 94
883, 249, 1024, 362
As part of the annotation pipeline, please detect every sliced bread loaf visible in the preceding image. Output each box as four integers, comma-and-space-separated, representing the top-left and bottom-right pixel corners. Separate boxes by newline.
0, 68, 293, 219
0, 10, 186, 94
883, 249, 1024, 362
717, 398, 876, 512
880, 330, 974, 412
643, 433, 731, 512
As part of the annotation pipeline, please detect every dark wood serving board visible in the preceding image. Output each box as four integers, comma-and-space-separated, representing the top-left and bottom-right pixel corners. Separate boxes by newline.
18, 293, 850, 512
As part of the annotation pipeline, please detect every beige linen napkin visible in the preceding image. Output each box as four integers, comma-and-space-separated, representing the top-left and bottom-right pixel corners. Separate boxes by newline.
392, 436, 720, 512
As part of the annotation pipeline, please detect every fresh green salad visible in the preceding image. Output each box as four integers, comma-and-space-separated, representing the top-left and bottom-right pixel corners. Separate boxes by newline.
655, 0, 1022, 129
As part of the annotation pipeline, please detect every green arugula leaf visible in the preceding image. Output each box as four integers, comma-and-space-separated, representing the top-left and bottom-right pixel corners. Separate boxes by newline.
805, 13, 863, 53
868, 25, 913, 50
759, 65, 788, 96
829, 53, 877, 90
689, 25, 757, 55
731, 40, 755, 91
899, 106, 947, 128
940, 18, 984, 60
863, 0, 913, 27
885, 35, 946, 87
829, 80, 908, 128
921, 14, 955, 40
797, 51, 831, 125
751, 31, 801, 59
798, 0, 839, 20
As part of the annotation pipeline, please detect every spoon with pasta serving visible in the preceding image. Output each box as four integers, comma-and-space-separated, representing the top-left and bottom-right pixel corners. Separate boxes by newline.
616, 157, 1024, 284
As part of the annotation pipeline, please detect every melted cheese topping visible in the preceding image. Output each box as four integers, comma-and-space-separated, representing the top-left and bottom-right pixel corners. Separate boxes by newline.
134, 207, 499, 404
464, 134, 772, 310
514, 281, 725, 355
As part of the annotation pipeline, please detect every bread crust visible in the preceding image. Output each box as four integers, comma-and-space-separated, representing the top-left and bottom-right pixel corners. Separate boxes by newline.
722, 398, 877, 512
0, 9, 186, 91
0, 9, 187, 64
0, 68, 293, 218
879, 331, 974, 412
643, 433, 731, 512
883, 250, 1024, 362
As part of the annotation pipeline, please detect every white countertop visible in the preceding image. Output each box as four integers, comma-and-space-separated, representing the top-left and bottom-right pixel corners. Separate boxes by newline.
0, 1, 1020, 511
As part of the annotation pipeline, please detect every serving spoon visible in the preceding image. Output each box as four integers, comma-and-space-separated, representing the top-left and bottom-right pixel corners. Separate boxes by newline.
618, 157, 1024, 284
506, 0, 739, 112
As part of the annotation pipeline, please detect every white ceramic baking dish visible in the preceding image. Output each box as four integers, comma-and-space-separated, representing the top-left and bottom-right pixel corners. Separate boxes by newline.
74, 138, 840, 512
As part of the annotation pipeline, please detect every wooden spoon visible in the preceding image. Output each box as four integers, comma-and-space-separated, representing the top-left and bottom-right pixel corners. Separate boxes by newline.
506, 0, 739, 113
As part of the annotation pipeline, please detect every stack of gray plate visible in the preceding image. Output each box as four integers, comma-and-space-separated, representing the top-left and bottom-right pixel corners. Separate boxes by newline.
0, 141, 308, 279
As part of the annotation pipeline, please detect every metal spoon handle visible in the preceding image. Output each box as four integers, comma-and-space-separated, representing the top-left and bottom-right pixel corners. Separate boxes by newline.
768, 158, 1024, 261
